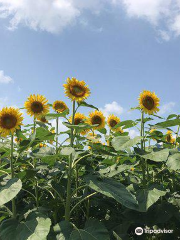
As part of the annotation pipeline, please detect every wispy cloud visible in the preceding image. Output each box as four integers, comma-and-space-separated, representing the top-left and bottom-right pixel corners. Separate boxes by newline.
113, 0, 180, 40
100, 101, 124, 117
0, 70, 13, 84
126, 129, 139, 139
159, 102, 175, 115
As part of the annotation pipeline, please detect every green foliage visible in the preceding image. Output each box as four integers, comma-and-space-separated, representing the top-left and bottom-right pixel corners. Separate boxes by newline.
0, 178, 22, 206
0, 101, 180, 239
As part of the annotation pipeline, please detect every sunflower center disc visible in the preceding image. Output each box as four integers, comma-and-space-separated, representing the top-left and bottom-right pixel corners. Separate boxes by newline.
92, 116, 102, 125
143, 96, 155, 110
31, 101, 44, 113
2, 115, 17, 129
167, 134, 172, 143
55, 103, 65, 112
110, 120, 118, 128
74, 118, 83, 125
70, 85, 85, 97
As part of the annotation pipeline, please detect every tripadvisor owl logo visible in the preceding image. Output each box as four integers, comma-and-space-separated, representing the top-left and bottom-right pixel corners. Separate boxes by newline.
135, 227, 143, 235
135, 227, 173, 235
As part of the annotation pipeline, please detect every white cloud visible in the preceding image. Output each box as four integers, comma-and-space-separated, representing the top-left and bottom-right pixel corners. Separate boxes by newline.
0, 0, 80, 33
1, 0, 180, 40
124, 129, 139, 139
119, 0, 171, 25
0, 70, 13, 83
159, 102, 175, 115
0, 0, 105, 34
158, 30, 171, 41
113, 0, 180, 40
100, 101, 124, 117
128, 129, 139, 139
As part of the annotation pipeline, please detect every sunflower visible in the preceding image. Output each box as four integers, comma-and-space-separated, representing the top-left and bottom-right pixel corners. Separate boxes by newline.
0, 107, 23, 136
37, 115, 48, 123
107, 115, 120, 131
15, 137, 23, 143
139, 90, 160, 115
87, 132, 100, 143
39, 143, 47, 148
166, 130, 175, 144
150, 128, 156, 140
24, 94, 49, 118
117, 128, 124, 134
70, 112, 89, 135
88, 110, 105, 130
150, 129, 156, 134
63, 77, 90, 102
53, 100, 68, 113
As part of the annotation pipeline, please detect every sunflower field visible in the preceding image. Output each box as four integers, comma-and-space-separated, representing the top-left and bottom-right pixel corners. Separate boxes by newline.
0, 77, 180, 240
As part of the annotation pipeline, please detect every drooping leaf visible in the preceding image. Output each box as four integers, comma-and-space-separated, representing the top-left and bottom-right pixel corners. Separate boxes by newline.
114, 120, 137, 129
112, 136, 141, 151
0, 217, 51, 240
99, 164, 133, 177
60, 147, 75, 156
45, 110, 69, 120
85, 175, 138, 210
166, 153, 180, 170
141, 149, 169, 162
35, 127, 55, 141
0, 178, 22, 206
69, 219, 110, 240
154, 119, 180, 128
78, 102, 98, 111
136, 186, 167, 212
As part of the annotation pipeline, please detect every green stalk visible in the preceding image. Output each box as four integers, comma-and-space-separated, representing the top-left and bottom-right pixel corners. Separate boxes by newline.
56, 117, 59, 154
54, 117, 59, 224
65, 101, 75, 221
176, 116, 180, 147
10, 134, 16, 218
33, 117, 39, 209
33, 116, 36, 133
140, 111, 146, 187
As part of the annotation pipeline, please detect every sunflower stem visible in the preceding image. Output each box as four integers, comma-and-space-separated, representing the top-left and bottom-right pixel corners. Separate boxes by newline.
65, 101, 75, 221
140, 111, 146, 188
54, 117, 59, 224
10, 134, 16, 219
33, 116, 36, 133
33, 117, 39, 209
176, 115, 180, 147
56, 117, 59, 154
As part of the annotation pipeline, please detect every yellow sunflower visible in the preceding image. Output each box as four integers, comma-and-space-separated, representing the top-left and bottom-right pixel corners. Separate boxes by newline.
39, 143, 47, 148
166, 130, 175, 144
107, 115, 120, 131
15, 137, 23, 143
24, 94, 49, 118
70, 112, 89, 135
88, 110, 105, 130
63, 77, 90, 102
117, 127, 124, 134
150, 129, 156, 134
53, 100, 68, 113
150, 128, 156, 140
37, 115, 48, 123
0, 107, 23, 136
139, 90, 160, 115
87, 132, 101, 143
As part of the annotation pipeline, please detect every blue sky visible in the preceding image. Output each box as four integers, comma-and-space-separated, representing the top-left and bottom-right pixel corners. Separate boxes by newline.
0, 0, 180, 136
